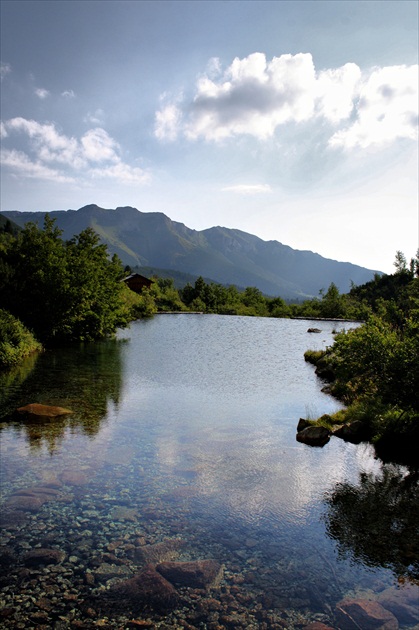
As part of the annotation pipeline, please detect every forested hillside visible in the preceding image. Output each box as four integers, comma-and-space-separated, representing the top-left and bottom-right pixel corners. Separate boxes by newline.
1, 205, 381, 299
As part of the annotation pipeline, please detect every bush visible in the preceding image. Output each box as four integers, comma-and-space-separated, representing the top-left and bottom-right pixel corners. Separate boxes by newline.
0, 309, 42, 369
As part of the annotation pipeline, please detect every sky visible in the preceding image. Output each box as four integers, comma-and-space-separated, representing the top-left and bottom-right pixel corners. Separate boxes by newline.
1, 0, 418, 274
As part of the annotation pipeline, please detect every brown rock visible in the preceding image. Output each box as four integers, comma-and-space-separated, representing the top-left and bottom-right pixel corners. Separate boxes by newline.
93, 563, 133, 580
5, 494, 45, 512
335, 598, 399, 629
303, 623, 335, 630
333, 420, 368, 444
297, 418, 312, 431
5, 485, 61, 512
101, 565, 178, 612
23, 548, 65, 567
17, 403, 73, 418
135, 538, 185, 565
377, 584, 419, 624
156, 559, 223, 589
296, 426, 330, 447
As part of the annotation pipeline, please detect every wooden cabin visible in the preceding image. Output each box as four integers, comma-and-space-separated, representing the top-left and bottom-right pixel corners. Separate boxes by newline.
121, 273, 153, 294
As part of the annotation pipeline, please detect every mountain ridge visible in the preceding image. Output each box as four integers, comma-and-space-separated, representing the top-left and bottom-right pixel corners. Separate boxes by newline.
1, 204, 382, 299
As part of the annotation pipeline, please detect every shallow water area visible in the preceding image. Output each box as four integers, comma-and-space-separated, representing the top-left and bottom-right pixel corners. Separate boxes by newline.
1, 315, 418, 629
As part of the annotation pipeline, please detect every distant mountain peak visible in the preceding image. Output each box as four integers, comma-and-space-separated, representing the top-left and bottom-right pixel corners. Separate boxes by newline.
1, 205, 382, 299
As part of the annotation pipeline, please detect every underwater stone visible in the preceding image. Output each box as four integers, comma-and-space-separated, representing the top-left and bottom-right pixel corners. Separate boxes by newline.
335, 598, 399, 630
16, 404, 73, 419
377, 585, 419, 625
98, 565, 178, 612
156, 559, 223, 589
135, 539, 185, 565
23, 548, 66, 567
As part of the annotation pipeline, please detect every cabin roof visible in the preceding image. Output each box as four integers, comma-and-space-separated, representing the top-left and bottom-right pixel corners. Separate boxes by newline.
121, 273, 153, 283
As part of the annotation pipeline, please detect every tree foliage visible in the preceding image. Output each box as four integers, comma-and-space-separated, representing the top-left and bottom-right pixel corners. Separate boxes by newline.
0, 309, 42, 368
0, 216, 131, 344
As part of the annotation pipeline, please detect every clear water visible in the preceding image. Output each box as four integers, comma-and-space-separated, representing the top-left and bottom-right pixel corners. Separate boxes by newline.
0, 315, 417, 628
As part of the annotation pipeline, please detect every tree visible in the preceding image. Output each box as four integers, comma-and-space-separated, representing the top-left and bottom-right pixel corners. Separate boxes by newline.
65, 228, 130, 340
0, 215, 70, 340
0, 217, 130, 343
394, 250, 408, 274
319, 283, 345, 318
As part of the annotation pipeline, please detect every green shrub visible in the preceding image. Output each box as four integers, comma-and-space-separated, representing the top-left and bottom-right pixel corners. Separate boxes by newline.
0, 309, 42, 369
304, 349, 326, 365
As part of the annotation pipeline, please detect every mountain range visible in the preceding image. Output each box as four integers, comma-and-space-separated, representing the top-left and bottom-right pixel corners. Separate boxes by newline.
1, 204, 381, 299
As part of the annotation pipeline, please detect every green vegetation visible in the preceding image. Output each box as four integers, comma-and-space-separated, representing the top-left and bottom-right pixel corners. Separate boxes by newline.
304, 251, 419, 463
0, 215, 133, 356
0, 309, 42, 368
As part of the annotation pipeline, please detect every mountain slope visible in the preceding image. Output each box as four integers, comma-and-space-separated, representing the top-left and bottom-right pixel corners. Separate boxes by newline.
1, 205, 381, 298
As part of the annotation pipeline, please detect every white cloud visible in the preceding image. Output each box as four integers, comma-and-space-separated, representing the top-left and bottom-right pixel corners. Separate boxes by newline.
1, 149, 75, 183
155, 103, 182, 142
81, 128, 120, 163
155, 52, 418, 149
35, 87, 50, 99
84, 109, 106, 125
0, 122, 8, 138
0, 62, 11, 81
6, 117, 83, 167
89, 162, 151, 184
2, 117, 150, 186
329, 65, 418, 149
62, 89, 76, 99
315, 63, 361, 123
222, 184, 272, 195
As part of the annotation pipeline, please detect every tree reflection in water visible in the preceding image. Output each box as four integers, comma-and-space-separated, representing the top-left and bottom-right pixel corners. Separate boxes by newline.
324, 465, 419, 583
0, 338, 126, 453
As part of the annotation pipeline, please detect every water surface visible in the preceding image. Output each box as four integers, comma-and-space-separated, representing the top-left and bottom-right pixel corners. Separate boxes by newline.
1, 315, 417, 628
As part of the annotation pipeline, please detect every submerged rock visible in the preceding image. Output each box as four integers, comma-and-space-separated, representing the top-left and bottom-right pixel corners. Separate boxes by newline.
5, 485, 61, 512
16, 403, 73, 419
98, 564, 178, 612
93, 562, 133, 581
377, 585, 419, 625
23, 548, 66, 567
335, 598, 399, 630
135, 539, 185, 565
307, 328, 322, 333
156, 559, 223, 589
296, 426, 330, 447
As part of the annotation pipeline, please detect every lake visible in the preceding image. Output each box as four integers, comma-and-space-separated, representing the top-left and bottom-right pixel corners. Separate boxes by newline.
0, 315, 418, 629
